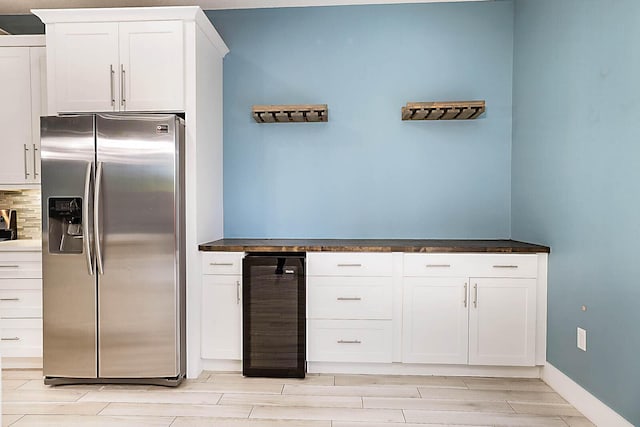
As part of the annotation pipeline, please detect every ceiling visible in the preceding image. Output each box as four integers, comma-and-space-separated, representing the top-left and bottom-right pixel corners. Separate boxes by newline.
0, 0, 488, 15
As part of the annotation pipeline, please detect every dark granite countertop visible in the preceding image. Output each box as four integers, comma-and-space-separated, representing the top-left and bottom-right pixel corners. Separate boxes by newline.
198, 239, 550, 253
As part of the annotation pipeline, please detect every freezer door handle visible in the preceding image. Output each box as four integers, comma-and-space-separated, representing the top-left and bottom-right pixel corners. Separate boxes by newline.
84, 162, 94, 276
94, 161, 104, 275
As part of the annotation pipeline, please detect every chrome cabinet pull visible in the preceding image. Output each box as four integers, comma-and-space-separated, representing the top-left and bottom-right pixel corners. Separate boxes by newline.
33, 144, 39, 178
83, 162, 93, 276
426, 264, 451, 268
94, 161, 104, 275
463, 283, 468, 308
0, 265, 19, 269
210, 262, 233, 266
120, 65, 126, 108
337, 263, 362, 267
110, 64, 115, 107
1, 337, 20, 341
236, 280, 240, 304
0, 298, 20, 301
473, 283, 478, 308
337, 297, 361, 301
337, 340, 361, 344
23, 144, 30, 179
493, 265, 518, 269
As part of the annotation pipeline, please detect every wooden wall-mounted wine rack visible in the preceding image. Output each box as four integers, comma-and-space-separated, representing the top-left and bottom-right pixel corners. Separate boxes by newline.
401, 101, 485, 121
252, 104, 328, 123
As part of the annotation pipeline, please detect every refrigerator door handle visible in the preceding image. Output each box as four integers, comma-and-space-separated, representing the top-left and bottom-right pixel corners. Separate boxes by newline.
94, 161, 104, 275
83, 162, 94, 276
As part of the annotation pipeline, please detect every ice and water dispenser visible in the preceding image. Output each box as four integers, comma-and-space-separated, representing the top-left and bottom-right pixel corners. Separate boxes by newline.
48, 197, 84, 254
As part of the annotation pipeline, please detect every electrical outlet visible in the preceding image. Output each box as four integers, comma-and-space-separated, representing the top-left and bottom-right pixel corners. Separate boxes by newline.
577, 327, 587, 351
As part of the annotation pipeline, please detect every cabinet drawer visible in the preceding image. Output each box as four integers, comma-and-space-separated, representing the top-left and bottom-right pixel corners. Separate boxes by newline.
0, 252, 42, 279
0, 318, 42, 357
0, 289, 42, 319
404, 254, 538, 278
307, 319, 392, 363
202, 252, 244, 275
307, 252, 392, 277
404, 254, 473, 277
307, 276, 392, 320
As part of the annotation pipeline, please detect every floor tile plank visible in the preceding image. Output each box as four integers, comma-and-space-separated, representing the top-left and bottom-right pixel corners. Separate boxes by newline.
2, 370, 43, 380
363, 396, 514, 413
509, 402, 584, 416
171, 418, 331, 427
562, 416, 597, 427
219, 393, 362, 408
463, 377, 555, 392
79, 390, 222, 405
9, 415, 174, 427
250, 406, 405, 423
209, 373, 334, 386
283, 384, 420, 398
334, 374, 467, 388
2, 402, 109, 416
2, 389, 89, 403
403, 409, 569, 426
2, 414, 24, 427
417, 387, 567, 403
99, 402, 252, 418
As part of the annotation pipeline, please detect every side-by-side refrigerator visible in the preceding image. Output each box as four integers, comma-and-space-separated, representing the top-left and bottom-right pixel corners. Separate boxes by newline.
41, 114, 186, 386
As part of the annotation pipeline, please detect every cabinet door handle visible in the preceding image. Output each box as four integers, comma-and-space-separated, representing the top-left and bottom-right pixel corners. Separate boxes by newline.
426, 264, 451, 268
0, 265, 19, 269
209, 262, 233, 266
463, 283, 468, 308
33, 144, 39, 178
0, 298, 20, 301
337, 263, 362, 267
337, 340, 361, 344
493, 265, 518, 269
236, 280, 240, 304
120, 65, 126, 108
337, 297, 361, 301
1, 337, 21, 341
24, 144, 30, 179
473, 283, 478, 308
110, 64, 115, 107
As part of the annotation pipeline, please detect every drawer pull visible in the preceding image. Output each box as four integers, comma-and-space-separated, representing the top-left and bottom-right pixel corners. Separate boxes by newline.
337, 297, 362, 301
0, 298, 20, 301
209, 262, 234, 266
426, 264, 451, 268
337, 263, 362, 267
0, 265, 20, 269
337, 339, 361, 344
1, 337, 21, 341
493, 265, 519, 269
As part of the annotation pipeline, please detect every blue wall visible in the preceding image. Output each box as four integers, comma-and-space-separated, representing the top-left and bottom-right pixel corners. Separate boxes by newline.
512, 1, 640, 424
207, 2, 514, 238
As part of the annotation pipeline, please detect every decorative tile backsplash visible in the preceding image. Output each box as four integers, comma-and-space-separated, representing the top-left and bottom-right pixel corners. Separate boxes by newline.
0, 189, 41, 240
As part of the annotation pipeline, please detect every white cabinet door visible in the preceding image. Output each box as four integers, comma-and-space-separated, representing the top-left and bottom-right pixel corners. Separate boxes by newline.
30, 46, 47, 183
468, 278, 537, 366
201, 275, 241, 360
119, 21, 184, 112
0, 47, 33, 184
54, 22, 119, 112
402, 277, 469, 364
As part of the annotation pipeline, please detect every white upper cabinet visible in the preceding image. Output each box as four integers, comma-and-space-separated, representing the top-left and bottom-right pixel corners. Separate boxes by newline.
0, 37, 46, 186
51, 20, 183, 113
32, 7, 227, 115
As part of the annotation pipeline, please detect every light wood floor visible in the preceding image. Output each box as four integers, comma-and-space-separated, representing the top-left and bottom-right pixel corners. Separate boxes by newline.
2, 369, 594, 427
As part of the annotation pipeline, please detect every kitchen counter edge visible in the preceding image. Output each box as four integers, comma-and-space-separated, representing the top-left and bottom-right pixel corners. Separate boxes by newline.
198, 239, 550, 254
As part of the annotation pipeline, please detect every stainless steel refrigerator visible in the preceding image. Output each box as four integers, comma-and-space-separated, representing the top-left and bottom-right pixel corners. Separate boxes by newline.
41, 113, 186, 386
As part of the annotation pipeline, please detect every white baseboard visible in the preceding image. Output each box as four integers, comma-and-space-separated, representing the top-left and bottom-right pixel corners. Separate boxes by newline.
308, 362, 541, 378
1, 357, 42, 369
542, 363, 633, 427
201, 359, 242, 373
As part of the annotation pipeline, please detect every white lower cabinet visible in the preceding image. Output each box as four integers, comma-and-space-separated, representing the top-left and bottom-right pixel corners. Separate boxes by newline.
0, 250, 43, 365
307, 319, 392, 363
200, 252, 243, 361
468, 278, 537, 366
402, 277, 469, 364
402, 254, 539, 367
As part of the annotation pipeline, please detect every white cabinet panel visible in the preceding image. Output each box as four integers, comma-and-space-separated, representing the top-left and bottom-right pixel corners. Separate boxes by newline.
307, 276, 392, 320
202, 252, 244, 275
0, 47, 34, 184
0, 289, 42, 319
307, 319, 392, 363
402, 277, 469, 364
404, 254, 473, 277
307, 252, 393, 277
119, 21, 184, 112
0, 318, 43, 358
54, 22, 119, 112
468, 278, 537, 366
201, 275, 242, 360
